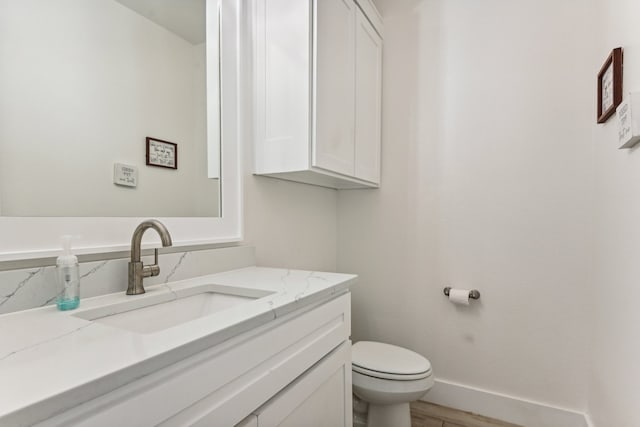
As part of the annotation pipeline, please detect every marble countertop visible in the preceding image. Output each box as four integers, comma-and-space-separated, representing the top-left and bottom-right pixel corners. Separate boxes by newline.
0, 266, 356, 425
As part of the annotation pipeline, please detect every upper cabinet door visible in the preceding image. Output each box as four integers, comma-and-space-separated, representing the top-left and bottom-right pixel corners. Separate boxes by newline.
313, 0, 356, 176
255, 0, 312, 174
354, 8, 382, 184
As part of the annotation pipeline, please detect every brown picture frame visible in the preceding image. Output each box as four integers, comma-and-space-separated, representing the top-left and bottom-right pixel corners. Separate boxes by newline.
597, 47, 623, 124
146, 137, 178, 169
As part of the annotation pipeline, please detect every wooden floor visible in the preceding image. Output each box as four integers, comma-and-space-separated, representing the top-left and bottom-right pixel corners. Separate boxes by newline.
410, 401, 523, 427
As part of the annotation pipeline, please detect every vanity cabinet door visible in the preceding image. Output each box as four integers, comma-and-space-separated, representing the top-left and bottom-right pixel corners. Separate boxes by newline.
254, 341, 353, 427
354, 6, 382, 184
313, 0, 356, 177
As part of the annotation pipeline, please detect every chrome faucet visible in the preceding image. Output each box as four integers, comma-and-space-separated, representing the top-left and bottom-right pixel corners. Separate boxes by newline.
127, 220, 173, 295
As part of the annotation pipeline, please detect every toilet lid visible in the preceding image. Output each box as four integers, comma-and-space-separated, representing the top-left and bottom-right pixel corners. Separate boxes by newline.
352, 341, 432, 380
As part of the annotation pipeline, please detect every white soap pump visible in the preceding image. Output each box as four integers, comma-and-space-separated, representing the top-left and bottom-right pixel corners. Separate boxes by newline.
56, 235, 80, 311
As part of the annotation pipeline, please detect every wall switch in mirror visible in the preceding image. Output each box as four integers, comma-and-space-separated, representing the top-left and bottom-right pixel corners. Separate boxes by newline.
114, 163, 138, 188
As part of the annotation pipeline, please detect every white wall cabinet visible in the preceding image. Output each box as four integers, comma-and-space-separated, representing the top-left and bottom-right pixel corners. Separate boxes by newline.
255, 0, 383, 189
38, 294, 352, 427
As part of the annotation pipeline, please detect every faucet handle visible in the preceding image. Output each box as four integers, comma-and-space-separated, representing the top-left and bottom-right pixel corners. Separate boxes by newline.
143, 265, 160, 278
143, 249, 161, 278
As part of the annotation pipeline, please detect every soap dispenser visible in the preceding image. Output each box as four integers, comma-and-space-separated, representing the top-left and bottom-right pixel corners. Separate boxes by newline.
56, 235, 80, 311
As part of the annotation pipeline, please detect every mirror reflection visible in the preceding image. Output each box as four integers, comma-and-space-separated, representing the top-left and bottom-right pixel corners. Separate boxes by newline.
0, 0, 220, 217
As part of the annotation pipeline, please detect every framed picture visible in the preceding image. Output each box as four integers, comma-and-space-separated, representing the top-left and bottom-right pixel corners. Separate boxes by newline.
146, 137, 177, 169
597, 47, 623, 124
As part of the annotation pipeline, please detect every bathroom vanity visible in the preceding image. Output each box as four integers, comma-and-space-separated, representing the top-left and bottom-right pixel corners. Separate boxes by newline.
0, 267, 356, 426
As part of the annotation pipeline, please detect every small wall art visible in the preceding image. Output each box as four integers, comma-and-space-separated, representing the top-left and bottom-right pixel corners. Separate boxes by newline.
146, 137, 178, 169
597, 47, 623, 124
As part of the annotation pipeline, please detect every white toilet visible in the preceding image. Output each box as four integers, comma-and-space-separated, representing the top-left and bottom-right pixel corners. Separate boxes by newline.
352, 341, 434, 427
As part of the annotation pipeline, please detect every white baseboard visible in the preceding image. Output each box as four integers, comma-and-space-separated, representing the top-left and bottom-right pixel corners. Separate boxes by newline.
422, 379, 589, 427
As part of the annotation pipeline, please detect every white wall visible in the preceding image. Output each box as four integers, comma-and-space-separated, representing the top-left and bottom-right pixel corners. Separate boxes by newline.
589, 0, 640, 425
339, 0, 595, 413
243, 175, 337, 272
0, 0, 218, 217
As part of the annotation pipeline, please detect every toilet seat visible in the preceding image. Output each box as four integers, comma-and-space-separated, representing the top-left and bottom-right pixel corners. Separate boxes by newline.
352, 341, 432, 381
352, 363, 431, 381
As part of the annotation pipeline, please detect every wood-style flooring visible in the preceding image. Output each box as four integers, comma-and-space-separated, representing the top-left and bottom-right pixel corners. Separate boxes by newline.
410, 401, 523, 427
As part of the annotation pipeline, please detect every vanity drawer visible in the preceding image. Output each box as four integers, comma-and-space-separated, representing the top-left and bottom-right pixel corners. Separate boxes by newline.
39, 293, 351, 427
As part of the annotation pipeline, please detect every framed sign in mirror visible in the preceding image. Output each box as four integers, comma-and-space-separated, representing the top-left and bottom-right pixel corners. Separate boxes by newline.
597, 47, 623, 124
146, 137, 178, 170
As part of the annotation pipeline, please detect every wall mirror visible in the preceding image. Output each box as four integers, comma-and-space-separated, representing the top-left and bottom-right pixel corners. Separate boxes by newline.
0, 0, 242, 261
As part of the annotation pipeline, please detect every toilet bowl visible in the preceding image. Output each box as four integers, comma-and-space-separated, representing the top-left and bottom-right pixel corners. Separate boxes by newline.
352, 341, 434, 427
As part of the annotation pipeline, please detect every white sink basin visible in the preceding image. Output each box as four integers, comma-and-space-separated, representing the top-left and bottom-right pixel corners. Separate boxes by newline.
73, 284, 273, 334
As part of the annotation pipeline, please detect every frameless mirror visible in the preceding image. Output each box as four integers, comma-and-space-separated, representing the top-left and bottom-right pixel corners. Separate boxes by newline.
0, 0, 220, 217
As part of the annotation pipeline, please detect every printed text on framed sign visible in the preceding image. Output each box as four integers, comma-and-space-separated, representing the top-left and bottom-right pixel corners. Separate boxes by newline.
146, 137, 178, 169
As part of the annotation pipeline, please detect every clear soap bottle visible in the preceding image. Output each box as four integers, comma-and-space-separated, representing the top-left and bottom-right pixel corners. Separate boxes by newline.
56, 235, 80, 311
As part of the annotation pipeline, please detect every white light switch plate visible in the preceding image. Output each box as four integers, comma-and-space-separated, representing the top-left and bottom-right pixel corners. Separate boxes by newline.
618, 92, 640, 149
113, 163, 138, 187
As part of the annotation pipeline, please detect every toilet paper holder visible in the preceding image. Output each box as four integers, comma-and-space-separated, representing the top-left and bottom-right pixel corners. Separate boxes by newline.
443, 287, 481, 300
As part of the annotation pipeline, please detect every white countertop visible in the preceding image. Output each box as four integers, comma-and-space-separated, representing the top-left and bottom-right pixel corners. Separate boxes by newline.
0, 267, 356, 425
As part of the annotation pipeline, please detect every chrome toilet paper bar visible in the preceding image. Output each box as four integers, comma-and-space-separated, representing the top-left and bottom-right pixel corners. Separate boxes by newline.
443, 287, 480, 300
